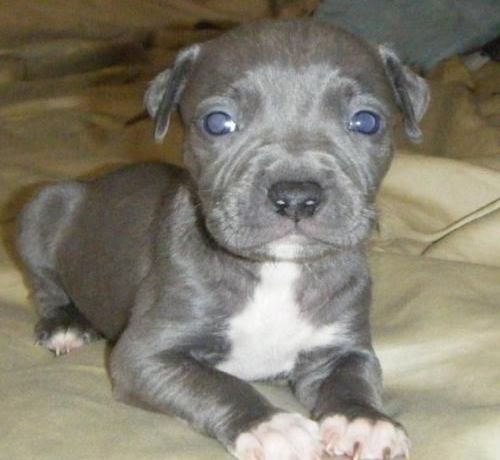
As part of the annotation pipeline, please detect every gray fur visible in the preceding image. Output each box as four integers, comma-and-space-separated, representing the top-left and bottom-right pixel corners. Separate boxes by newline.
17, 19, 428, 455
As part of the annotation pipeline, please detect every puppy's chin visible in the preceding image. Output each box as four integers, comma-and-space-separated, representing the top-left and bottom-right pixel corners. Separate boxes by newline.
221, 234, 337, 263
265, 235, 316, 261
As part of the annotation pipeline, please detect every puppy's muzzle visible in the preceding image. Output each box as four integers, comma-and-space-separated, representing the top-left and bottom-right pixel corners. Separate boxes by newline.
268, 181, 323, 222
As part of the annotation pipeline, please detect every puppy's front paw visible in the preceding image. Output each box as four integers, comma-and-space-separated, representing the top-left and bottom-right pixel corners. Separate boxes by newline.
320, 414, 409, 460
231, 413, 322, 460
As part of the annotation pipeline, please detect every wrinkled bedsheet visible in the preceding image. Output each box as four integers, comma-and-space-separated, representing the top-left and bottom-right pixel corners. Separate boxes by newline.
1, 2, 499, 459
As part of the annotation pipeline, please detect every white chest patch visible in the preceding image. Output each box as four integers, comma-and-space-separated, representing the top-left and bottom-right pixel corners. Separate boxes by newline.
217, 262, 342, 381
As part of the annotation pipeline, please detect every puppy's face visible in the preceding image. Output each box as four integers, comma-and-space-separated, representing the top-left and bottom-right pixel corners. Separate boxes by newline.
147, 20, 429, 261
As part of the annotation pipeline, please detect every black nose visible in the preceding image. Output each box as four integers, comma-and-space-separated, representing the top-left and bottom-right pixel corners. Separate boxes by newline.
268, 181, 322, 221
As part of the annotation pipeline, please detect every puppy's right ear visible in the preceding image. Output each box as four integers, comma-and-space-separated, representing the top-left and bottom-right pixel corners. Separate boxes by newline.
145, 45, 200, 143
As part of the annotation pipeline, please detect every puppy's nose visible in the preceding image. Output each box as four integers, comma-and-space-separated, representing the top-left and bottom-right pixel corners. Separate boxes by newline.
268, 181, 322, 221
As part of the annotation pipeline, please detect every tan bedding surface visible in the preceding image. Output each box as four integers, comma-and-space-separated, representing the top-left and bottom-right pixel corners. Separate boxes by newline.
1, 2, 499, 459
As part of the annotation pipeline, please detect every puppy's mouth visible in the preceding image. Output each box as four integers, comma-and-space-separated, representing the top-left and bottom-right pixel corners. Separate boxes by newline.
264, 214, 375, 261
208, 211, 373, 262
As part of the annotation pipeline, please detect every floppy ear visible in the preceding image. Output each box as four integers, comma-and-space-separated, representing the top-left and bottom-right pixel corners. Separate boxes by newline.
144, 45, 200, 143
379, 46, 430, 142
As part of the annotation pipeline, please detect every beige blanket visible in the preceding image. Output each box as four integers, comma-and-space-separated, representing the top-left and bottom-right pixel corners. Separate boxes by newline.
1, 2, 499, 459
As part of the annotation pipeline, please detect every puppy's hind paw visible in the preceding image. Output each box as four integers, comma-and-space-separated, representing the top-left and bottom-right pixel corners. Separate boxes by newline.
35, 305, 100, 356
231, 413, 322, 460
36, 327, 96, 356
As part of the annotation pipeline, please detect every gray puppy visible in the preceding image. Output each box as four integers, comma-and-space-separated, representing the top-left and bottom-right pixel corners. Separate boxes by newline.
17, 20, 429, 460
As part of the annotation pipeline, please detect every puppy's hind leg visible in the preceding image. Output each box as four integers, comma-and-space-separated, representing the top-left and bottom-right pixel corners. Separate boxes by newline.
17, 182, 100, 356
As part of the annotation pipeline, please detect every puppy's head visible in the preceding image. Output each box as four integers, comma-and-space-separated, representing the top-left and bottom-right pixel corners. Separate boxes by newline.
146, 20, 429, 261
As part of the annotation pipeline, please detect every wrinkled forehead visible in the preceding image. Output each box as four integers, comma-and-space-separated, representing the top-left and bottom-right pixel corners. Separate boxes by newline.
180, 22, 395, 115
226, 64, 393, 111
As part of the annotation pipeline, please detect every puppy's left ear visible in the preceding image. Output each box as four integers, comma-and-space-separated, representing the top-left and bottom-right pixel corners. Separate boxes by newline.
145, 45, 200, 143
379, 46, 430, 142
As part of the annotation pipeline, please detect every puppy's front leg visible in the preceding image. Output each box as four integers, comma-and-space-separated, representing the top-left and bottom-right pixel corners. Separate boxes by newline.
293, 349, 409, 460
111, 329, 321, 460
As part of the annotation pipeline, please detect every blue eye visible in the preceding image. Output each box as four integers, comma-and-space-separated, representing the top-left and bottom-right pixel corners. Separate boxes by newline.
348, 111, 381, 135
203, 111, 237, 136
